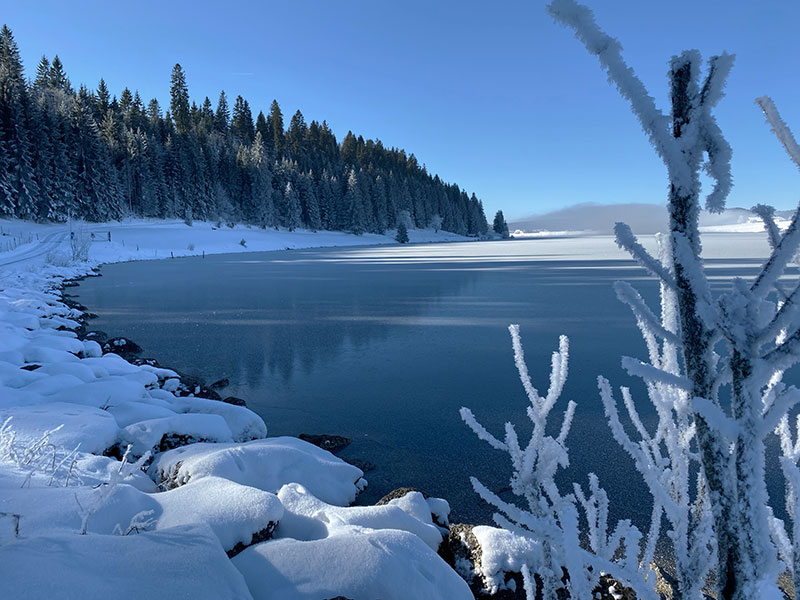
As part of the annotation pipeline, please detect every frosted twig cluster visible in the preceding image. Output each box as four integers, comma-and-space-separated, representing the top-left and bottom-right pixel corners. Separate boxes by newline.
461, 326, 657, 600
0, 417, 80, 488
599, 237, 716, 599
542, 0, 800, 598
75, 444, 150, 535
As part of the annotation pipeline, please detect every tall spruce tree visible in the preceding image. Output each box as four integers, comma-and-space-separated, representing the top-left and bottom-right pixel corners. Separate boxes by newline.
267, 99, 284, 159
169, 64, 190, 135
0, 25, 38, 217
214, 90, 229, 133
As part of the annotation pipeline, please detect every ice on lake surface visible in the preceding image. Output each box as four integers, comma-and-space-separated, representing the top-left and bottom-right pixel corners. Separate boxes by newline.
74, 233, 787, 527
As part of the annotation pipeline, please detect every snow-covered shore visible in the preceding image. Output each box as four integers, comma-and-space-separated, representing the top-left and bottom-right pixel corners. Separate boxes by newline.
0, 219, 477, 600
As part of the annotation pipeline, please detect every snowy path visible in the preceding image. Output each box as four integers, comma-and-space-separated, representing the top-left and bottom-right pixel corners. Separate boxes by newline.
0, 230, 67, 268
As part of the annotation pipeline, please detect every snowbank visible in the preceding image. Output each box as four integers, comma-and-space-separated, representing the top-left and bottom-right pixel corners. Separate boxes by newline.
276, 483, 443, 550
233, 524, 474, 600
0, 524, 254, 600
149, 437, 366, 506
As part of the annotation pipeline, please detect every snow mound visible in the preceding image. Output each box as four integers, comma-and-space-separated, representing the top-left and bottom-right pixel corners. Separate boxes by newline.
166, 395, 267, 441
156, 476, 283, 553
233, 525, 473, 600
149, 436, 366, 506
276, 483, 442, 550
0, 476, 281, 554
0, 525, 253, 600
0, 402, 119, 454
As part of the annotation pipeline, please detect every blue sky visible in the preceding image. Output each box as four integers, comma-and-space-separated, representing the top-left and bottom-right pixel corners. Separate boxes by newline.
4, 1, 800, 219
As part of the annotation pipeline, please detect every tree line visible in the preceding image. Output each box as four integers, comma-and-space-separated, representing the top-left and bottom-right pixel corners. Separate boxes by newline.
0, 25, 490, 236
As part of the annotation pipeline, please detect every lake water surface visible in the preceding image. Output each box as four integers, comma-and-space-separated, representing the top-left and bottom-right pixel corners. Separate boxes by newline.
73, 236, 781, 529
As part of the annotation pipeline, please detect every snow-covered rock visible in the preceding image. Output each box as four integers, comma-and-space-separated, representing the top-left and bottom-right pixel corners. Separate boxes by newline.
156, 476, 283, 554
149, 436, 366, 505
276, 483, 442, 550
233, 525, 473, 600
120, 413, 234, 456
0, 525, 254, 600
444, 523, 543, 598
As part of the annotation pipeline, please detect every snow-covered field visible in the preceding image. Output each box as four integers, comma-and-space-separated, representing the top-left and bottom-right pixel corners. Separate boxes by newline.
0, 217, 470, 268
0, 218, 480, 600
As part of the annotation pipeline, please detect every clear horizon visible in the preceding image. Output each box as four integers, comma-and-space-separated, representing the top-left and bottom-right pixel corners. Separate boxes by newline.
6, 0, 800, 220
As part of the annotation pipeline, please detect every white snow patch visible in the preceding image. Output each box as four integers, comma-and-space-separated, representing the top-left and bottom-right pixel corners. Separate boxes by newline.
233, 525, 473, 600
149, 437, 365, 506
0, 525, 253, 600
276, 483, 442, 550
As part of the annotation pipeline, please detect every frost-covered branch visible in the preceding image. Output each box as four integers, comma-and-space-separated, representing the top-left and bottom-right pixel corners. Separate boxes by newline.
463, 327, 657, 599
756, 96, 800, 172
698, 54, 735, 212
546, 0, 674, 169
614, 222, 676, 287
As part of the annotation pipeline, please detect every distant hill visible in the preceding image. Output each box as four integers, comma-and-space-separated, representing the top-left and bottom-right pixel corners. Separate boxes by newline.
510, 202, 788, 235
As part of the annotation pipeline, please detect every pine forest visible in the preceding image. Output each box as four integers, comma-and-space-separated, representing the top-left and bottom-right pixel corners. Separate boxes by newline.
0, 26, 490, 236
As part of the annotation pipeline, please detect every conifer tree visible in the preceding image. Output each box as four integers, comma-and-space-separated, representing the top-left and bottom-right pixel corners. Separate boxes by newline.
345, 168, 366, 234
169, 64, 190, 135
267, 99, 284, 158
287, 109, 307, 162
0, 25, 38, 217
34, 56, 50, 89
493, 209, 509, 238
231, 95, 254, 144
395, 220, 409, 243
284, 180, 301, 231
214, 90, 229, 133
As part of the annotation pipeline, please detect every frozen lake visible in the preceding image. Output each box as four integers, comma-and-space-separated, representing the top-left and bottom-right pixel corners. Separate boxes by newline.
74, 234, 781, 527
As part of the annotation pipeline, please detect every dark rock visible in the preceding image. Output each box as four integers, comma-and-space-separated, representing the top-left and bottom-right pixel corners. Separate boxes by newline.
159, 433, 212, 453
172, 375, 222, 401
20, 364, 41, 371
442, 523, 530, 599
63, 300, 88, 312
131, 357, 161, 367
375, 487, 428, 505
298, 433, 351, 453
344, 458, 376, 472
324, 597, 356, 600
209, 377, 230, 390
84, 330, 109, 343
596, 575, 638, 600
102, 337, 143, 356
102, 444, 125, 461
226, 522, 278, 558
222, 396, 247, 407
62, 281, 79, 288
